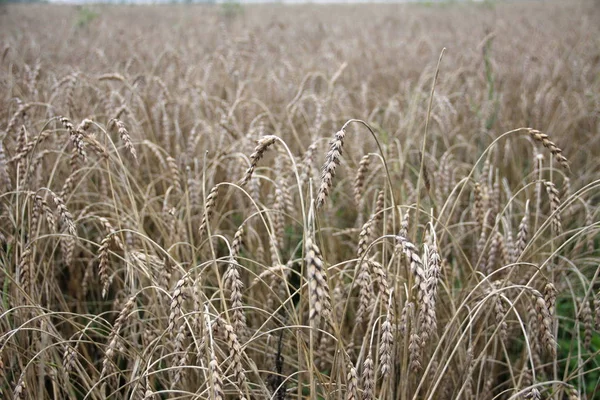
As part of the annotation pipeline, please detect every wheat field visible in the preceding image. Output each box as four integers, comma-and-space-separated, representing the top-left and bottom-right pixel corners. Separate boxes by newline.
1, 1, 600, 399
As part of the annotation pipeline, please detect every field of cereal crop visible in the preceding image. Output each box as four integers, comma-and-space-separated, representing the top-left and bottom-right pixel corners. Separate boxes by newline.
1, 2, 600, 398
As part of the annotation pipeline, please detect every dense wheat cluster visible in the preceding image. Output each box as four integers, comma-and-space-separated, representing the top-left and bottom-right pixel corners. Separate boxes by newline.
1, 1, 599, 399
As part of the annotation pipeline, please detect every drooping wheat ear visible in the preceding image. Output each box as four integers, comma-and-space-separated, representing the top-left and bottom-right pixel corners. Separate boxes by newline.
362, 351, 374, 400
208, 343, 225, 400
300, 140, 318, 186
355, 260, 373, 326
370, 259, 390, 309
168, 277, 188, 335
425, 229, 441, 331
544, 282, 557, 316
60, 156, 81, 200
305, 235, 331, 324
171, 322, 188, 390
409, 328, 422, 373
18, 245, 33, 294
399, 301, 414, 338
527, 305, 543, 368
579, 298, 593, 350
533, 292, 557, 358
224, 257, 246, 335
525, 388, 541, 400
395, 236, 431, 342
221, 321, 247, 396
16, 125, 28, 184
374, 190, 385, 225
62, 335, 79, 376
473, 182, 484, 227
241, 135, 277, 186
101, 295, 135, 382
463, 345, 475, 399
379, 304, 393, 378
0, 136, 12, 192
586, 207, 594, 254
50, 192, 76, 236
59, 116, 86, 161
399, 209, 410, 238
515, 202, 530, 261
13, 371, 26, 399
231, 224, 244, 257
108, 118, 137, 161
357, 216, 374, 261
273, 183, 286, 247
345, 364, 359, 400
317, 128, 346, 208
562, 383, 580, 400
98, 217, 124, 251
543, 181, 562, 235
166, 156, 182, 193
61, 232, 75, 268
495, 294, 508, 342
354, 154, 370, 204
199, 185, 220, 238
98, 234, 112, 298
485, 230, 500, 275
9, 129, 52, 165
171, 338, 194, 390
527, 128, 569, 169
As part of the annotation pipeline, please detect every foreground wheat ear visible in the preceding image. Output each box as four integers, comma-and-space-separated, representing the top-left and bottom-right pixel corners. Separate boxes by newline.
2, 3, 599, 400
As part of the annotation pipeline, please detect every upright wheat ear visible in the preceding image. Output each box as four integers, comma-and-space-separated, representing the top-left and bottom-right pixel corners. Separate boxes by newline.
305, 235, 331, 324
317, 129, 346, 208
